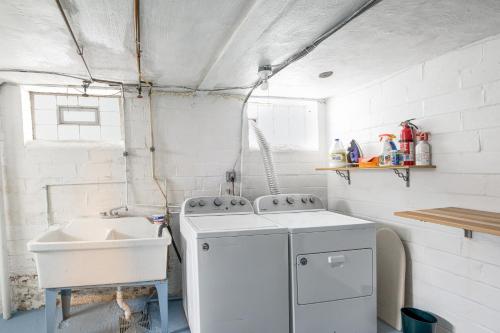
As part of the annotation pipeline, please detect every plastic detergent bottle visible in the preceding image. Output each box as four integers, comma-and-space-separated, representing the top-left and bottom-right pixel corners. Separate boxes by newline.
415, 132, 431, 166
328, 139, 347, 167
378, 134, 398, 166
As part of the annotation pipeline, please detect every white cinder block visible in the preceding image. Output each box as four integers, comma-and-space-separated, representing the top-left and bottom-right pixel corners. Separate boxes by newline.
484, 175, 500, 198
462, 38, 500, 88
479, 128, 500, 152
57, 124, 79, 140
79, 126, 101, 141
38, 162, 77, 179
325, 34, 500, 333
484, 79, 500, 105
431, 131, 480, 154
35, 109, 57, 125
56, 95, 78, 106
423, 86, 484, 116
78, 96, 98, 107
381, 65, 421, 107
99, 97, 120, 112
463, 105, 500, 130
35, 125, 58, 140
100, 111, 121, 126
416, 112, 462, 134
101, 126, 122, 141
33, 94, 56, 110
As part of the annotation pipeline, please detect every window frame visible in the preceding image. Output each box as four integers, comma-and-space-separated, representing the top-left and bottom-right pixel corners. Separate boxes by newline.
57, 105, 100, 126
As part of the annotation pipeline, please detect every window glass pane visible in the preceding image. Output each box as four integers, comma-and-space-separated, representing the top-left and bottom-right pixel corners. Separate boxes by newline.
59, 107, 98, 124
247, 99, 319, 151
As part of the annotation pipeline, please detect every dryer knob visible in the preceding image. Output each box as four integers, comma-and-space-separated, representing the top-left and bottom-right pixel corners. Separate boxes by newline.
189, 200, 197, 207
309, 197, 316, 204
301, 197, 308, 204
213, 198, 223, 206
239, 199, 246, 206
199, 200, 206, 207
272, 198, 279, 205
230, 199, 238, 206
286, 196, 295, 204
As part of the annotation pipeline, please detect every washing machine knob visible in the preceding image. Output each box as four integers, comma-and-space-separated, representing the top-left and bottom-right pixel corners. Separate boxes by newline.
286, 196, 295, 204
272, 198, 279, 205
213, 198, 223, 206
309, 197, 316, 204
239, 199, 246, 206
301, 197, 308, 204
189, 200, 197, 207
230, 199, 238, 206
199, 200, 206, 207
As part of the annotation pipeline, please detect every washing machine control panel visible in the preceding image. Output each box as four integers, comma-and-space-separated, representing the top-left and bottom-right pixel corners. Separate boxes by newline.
182, 196, 253, 215
254, 194, 324, 213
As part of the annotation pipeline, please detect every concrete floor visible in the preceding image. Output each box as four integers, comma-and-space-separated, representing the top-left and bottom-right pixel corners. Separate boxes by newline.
0, 298, 399, 333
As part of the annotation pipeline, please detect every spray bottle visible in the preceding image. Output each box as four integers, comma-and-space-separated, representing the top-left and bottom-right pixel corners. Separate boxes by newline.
378, 134, 398, 166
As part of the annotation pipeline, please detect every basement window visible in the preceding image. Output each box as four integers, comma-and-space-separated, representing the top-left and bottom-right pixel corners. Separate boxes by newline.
23, 89, 123, 143
247, 98, 319, 151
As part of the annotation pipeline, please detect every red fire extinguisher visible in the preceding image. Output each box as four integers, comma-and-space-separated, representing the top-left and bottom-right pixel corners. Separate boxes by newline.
400, 119, 418, 166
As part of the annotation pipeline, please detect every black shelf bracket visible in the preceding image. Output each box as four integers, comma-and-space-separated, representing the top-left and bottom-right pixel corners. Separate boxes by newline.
335, 170, 351, 185
393, 168, 410, 187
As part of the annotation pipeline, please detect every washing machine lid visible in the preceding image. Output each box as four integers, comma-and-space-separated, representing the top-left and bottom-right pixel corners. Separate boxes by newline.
186, 214, 288, 238
261, 211, 375, 233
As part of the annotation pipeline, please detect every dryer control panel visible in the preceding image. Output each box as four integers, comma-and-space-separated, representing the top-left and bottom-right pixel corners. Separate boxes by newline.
254, 194, 324, 213
182, 196, 253, 215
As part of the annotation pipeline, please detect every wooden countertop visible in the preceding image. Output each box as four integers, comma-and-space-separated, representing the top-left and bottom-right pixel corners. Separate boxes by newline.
395, 207, 500, 237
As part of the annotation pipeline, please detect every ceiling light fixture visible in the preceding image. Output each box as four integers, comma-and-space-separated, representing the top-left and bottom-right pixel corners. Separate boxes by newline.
258, 65, 272, 91
319, 71, 333, 78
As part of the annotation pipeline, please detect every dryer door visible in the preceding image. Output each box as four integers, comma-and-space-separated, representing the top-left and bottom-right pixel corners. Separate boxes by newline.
296, 249, 373, 305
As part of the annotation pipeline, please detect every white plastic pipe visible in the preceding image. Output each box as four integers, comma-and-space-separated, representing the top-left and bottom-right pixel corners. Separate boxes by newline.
116, 287, 131, 321
0, 143, 12, 319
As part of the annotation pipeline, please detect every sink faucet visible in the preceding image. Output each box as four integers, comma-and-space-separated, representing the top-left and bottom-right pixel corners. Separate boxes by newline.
158, 223, 168, 238
100, 206, 128, 218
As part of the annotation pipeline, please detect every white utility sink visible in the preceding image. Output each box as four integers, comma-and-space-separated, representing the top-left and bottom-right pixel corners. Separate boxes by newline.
28, 217, 171, 289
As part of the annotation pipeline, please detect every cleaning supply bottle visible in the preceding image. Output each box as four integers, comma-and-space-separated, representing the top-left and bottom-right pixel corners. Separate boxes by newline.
379, 134, 398, 166
415, 132, 431, 166
399, 120, 418, 166
328, 139, 347, 167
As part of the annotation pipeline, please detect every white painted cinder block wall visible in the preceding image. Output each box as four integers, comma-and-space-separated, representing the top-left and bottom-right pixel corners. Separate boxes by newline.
0, 86, 327, 312
326, 34, 500, 333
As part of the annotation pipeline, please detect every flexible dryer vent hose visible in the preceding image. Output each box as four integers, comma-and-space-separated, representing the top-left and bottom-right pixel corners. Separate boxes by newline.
249, 120, 281, 195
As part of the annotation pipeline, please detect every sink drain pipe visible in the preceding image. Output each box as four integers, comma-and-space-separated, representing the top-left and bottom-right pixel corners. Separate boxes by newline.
116, 287, 132, 321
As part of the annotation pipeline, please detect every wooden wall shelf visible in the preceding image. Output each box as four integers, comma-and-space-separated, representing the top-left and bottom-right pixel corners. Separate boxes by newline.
315, 165, 436, 187
395, 207, 500, 238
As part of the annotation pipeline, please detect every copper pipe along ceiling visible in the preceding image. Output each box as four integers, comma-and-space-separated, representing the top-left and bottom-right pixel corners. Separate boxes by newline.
134, 0, 143, 93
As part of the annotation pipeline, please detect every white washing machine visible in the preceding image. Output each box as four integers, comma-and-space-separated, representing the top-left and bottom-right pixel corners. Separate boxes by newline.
254, 194, 377, 333
180, 195, 289, 333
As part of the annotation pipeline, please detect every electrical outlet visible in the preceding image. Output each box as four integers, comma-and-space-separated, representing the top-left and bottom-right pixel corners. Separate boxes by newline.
226, 170, 236, 183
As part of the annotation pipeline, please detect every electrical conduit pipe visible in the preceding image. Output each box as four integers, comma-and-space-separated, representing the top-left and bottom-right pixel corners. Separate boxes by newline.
0, 143, 11, 319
